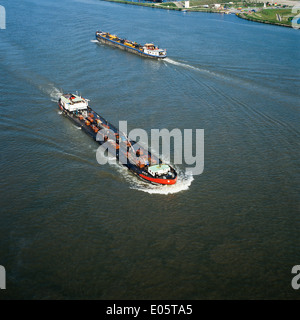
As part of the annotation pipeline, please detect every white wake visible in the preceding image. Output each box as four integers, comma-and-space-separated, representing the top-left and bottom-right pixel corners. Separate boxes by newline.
129, 169, 194, 195
164, 57, 199, 71
164, 57, 227, 80
37, 82, 63, 102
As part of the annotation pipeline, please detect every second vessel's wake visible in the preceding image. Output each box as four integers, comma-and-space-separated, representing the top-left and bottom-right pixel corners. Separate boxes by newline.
164, 57, 228, 80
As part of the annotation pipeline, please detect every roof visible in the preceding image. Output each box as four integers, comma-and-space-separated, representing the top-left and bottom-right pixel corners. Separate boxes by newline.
72, 96, 84, 103
149, 164, 170, 173
61, 94, 83, 104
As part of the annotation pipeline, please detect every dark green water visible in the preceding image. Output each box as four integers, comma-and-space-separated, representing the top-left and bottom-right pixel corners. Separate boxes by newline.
0, 0, 299, 299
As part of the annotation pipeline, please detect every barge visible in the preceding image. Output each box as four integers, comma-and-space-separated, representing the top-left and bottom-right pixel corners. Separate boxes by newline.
58, 94, 177, 185
95, 31, 167, 59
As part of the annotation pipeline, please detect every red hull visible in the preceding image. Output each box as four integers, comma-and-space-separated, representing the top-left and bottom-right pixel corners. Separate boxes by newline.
139, 174, 177, 185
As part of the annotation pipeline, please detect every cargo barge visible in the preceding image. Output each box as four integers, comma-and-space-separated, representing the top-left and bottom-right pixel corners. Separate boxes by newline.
95, 31, 167, 59
58, 94, 177, 185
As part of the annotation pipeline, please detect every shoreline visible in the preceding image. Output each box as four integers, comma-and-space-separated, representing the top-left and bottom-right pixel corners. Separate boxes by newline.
236, 12, 294, 28
102, 0, 220, 13
102, 0, 298, 28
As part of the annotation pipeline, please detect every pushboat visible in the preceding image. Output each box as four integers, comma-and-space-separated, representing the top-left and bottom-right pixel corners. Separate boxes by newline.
95, 31, 167, 59
58, 94, 177, 185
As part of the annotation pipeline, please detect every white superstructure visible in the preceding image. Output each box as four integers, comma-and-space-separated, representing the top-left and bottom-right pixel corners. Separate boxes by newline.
148, 164, 171, 177
143, 43, 166, 58
60, 94, 89, 112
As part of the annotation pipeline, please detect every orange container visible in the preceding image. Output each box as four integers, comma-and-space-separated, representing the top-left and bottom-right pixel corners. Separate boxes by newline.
85, 120, 90, 126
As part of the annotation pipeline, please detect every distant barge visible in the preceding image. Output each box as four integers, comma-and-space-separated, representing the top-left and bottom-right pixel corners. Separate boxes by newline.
58, 94, 177, 185
95, 31, 167, 59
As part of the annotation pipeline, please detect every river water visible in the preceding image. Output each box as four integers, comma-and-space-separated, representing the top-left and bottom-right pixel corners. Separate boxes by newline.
0, 0, 299, 299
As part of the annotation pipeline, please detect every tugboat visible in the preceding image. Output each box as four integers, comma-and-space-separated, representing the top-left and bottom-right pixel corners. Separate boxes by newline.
58, 94, 177, 185
95, 31, 167, 59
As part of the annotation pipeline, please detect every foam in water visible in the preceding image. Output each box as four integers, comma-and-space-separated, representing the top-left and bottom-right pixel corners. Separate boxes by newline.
42, 85, 63, 102
164, 58, 199, 71
50, 88, 63, 101
164, 58, 227, 80
129, 169, 194, 195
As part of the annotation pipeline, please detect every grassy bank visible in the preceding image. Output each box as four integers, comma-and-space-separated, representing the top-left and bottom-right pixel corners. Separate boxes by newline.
237, 9, 298, 28
102, 0, 300, 28
102, 0, 159, 8
104, 0, 178, 11
102, 0, 222, 12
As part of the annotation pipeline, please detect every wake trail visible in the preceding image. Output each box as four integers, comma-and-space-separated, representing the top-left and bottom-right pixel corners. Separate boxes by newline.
0, 37, 63, 103
164, 58, 229, 80
38, 83, 63, 102
164, 58, 199, 71
165, 58, 299, 136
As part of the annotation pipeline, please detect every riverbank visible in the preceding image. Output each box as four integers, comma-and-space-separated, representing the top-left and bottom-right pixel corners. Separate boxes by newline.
102, 0, 220, 13
102, 0, 299, 28
237, 8, 298, 28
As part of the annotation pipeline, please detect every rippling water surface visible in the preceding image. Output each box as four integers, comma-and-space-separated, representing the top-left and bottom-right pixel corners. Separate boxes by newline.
0, 0, 299, 299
